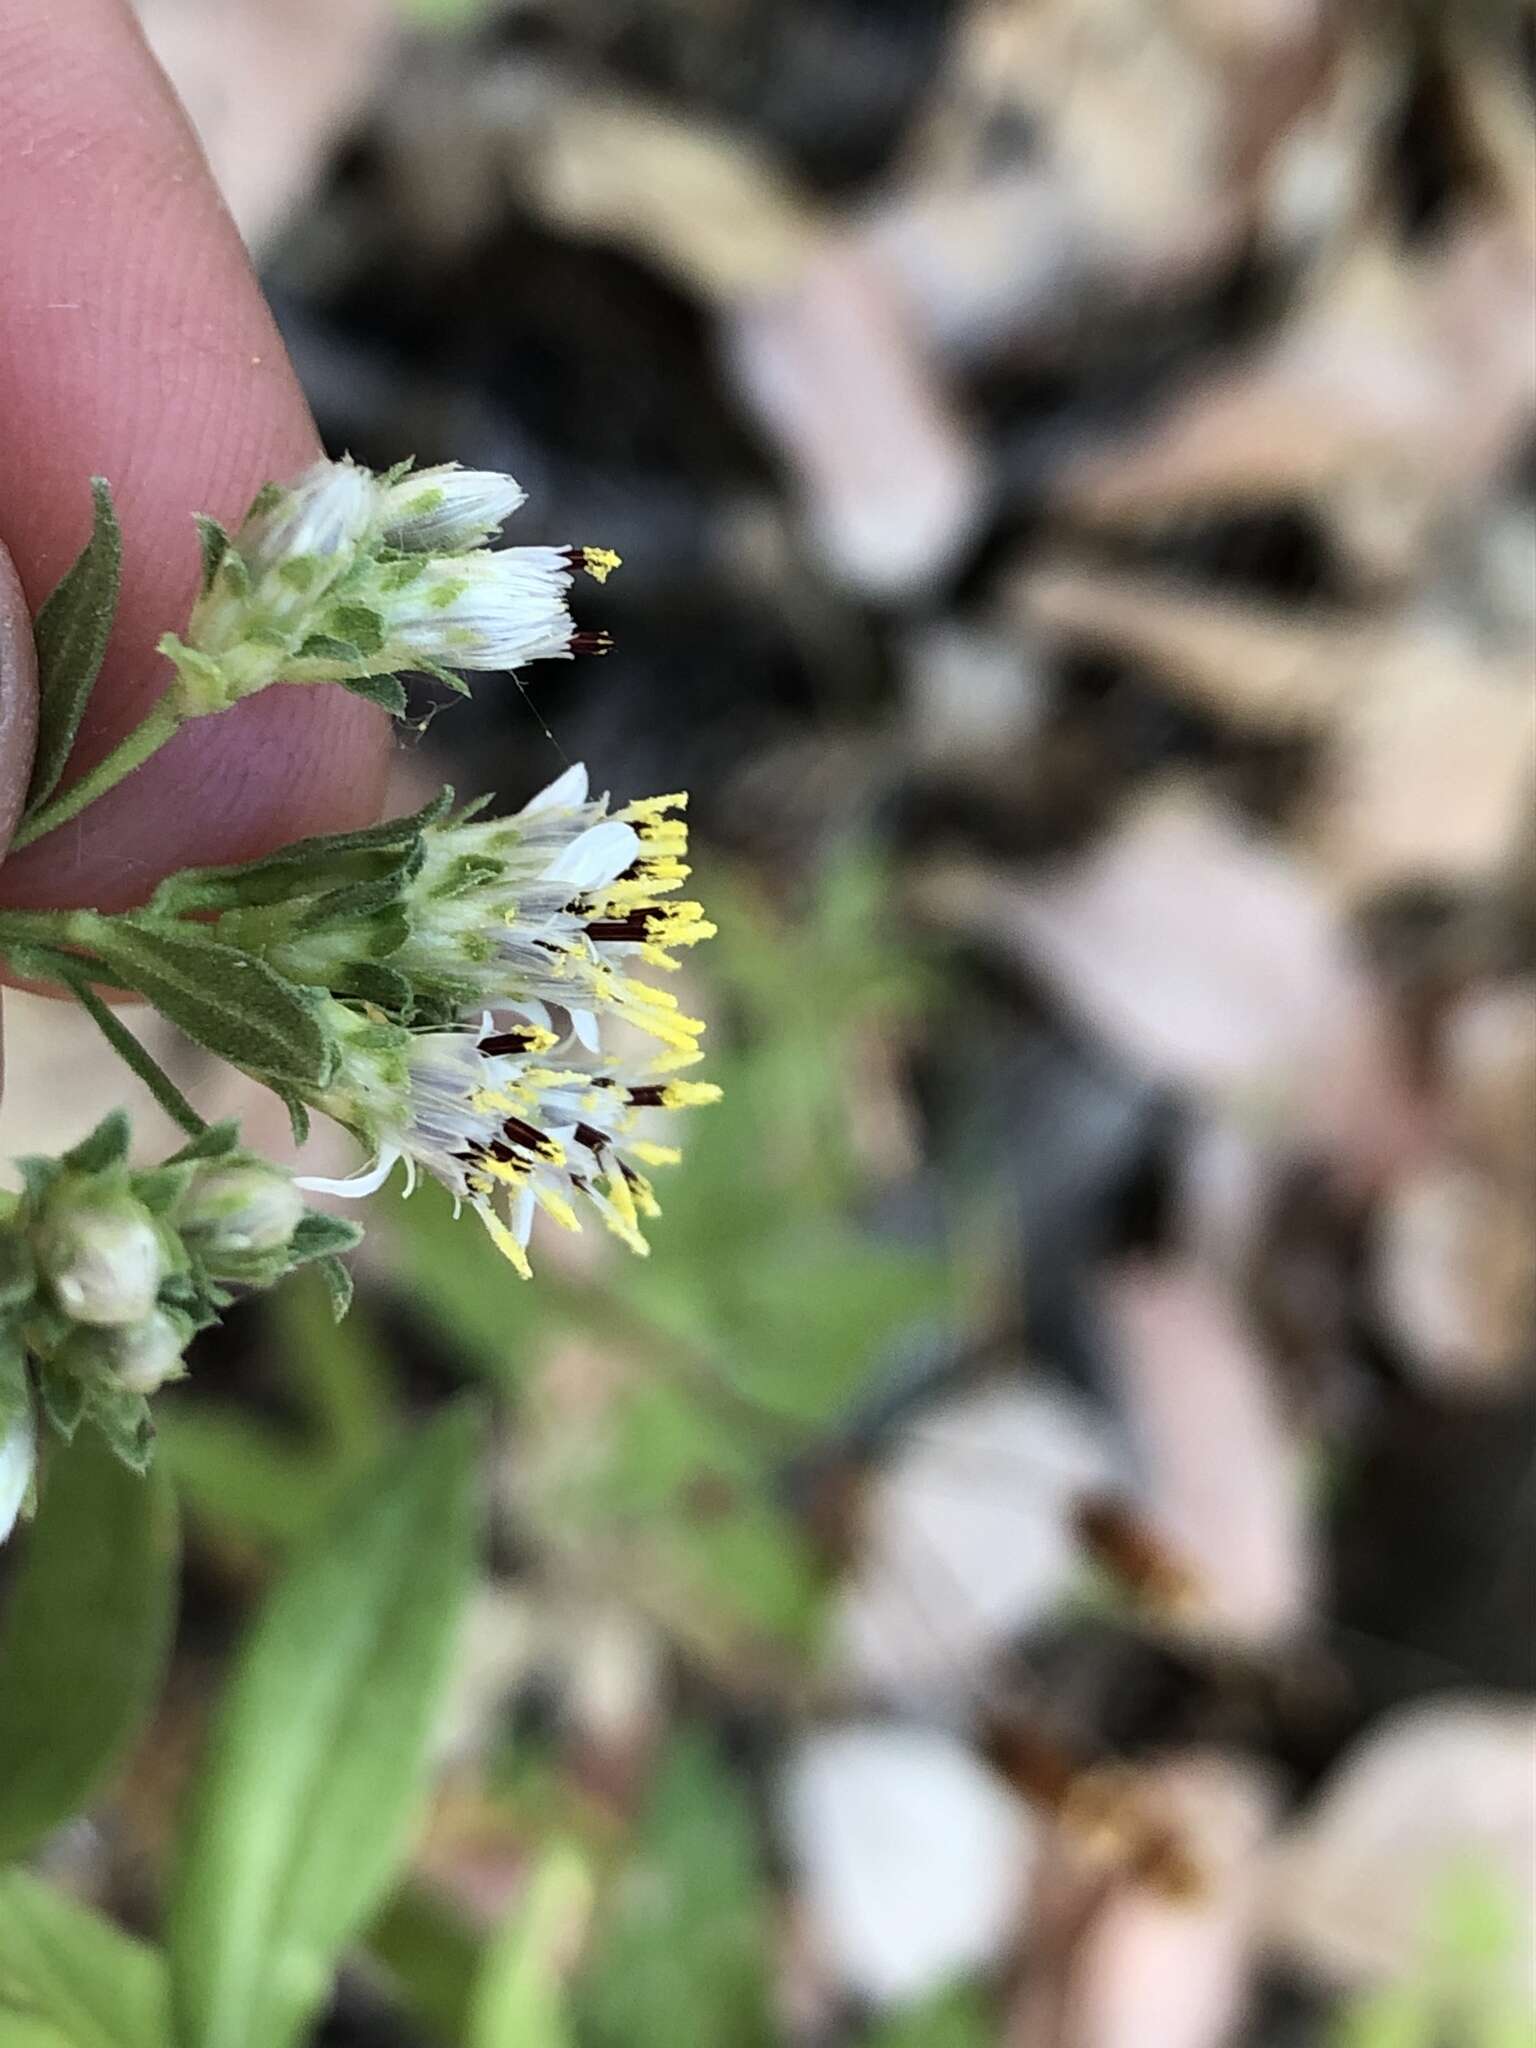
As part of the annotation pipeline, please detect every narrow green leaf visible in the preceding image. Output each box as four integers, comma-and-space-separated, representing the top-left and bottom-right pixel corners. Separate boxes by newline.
167, 1404, 481, 2048
342, 674, 408, 717
0, 1231, 36, 1313
85, 1383, 155, 1475
0, 1333, 28, 1430
471, 1846, 591, 2048
24, 479, 124, 816
195, 516, 232, 596
0, 2010, 77, 2048
147, 792, 448, 917
66, 977, 208, 1140
0, 1427, 178, 1859
156, 1406, 336, 1552
289, 874, 412, 934
35, 1360, 86, 1441
0, 1869, 170, 2048
317, 1254, 354, 1322
59, 1109, 131, 1177
366, 1888, 479, 2044
285, 1212, 364, 1267
74, 920, 333, 1089
328, 961, 415, 1014
164, 1122, 243, 1167
574, 1731, 774, 2048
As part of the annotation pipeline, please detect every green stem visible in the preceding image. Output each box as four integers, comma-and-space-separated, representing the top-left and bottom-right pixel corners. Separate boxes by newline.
64, 974, 208, 1139
10, 698, 183, 850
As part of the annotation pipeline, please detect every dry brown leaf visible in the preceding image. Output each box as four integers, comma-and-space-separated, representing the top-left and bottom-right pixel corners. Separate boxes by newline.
917, 783, 1424, 1185
1099, 1258, 1316, 1644
1261, 1698, 1536, 1998
527, 91, 818, 301
136, 0, 399, 250
1008, 1756, 1274, 2048
1013, 561, 1536, 901
724, 245, 988, 596
1371, 1160, 1535, 1391
1056, 220, 1536, 585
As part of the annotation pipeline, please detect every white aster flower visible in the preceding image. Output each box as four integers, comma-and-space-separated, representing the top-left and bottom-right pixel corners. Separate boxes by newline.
161, 456, 618, 711
105, 1309, 190, 1396
37, 1193, 164, 1327
179, 1161, 306, 1257
375, 548, 616, 672
236, 457, 375, 594
374, 463, 529, 553
388, 764, 715, 1058
305, 1011, 719, 1277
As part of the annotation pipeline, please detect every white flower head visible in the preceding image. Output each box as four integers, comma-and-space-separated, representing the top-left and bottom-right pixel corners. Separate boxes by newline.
307, 1012, 720, 1278
106, 1310, 189, 1396
237, 457, 375, 587
375, 548, 614, 673
387, 765, 715, 1059
374, 463, 528, 553
162, 455, 618, 713
38, 1193, 164, 1327
180, 1161, 305, 1257
0, 1398, 36, 1545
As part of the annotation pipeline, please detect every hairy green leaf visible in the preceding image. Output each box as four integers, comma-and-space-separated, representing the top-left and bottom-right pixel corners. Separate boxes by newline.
73, 920, 334, 1090
59, 1109, 131, 1177
147, 792, 448, 917
0, 1430, 177, 1860
285, 1212, 364, 1267
167, 1405, 480, 2048
0, 1869, 169, 2048
341, 673, 409, 717
24, 479, 124, 817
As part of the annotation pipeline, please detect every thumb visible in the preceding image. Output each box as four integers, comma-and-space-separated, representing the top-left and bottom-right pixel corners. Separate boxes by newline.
0, 540, 40, 1096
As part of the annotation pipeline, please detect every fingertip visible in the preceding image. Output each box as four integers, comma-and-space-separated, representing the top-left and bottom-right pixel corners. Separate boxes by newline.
0, 0, 389, 911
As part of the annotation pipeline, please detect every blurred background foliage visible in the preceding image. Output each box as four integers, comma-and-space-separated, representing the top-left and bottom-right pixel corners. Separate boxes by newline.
2, 0, 1535, 2042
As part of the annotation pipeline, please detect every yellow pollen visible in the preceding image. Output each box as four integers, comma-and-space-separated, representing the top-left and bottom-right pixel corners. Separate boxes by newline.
659, 1081, 724, 1108
621, 792, 687, 822
534, 1185, 582, 1233
481, 1207, 533, 1278
580, 546, 622, 584
629, 1141, 682, 1167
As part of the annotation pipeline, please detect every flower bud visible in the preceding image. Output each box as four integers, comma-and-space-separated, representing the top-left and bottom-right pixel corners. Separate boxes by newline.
38, 1194, 164, 1326
181, 1161, 305, 1256
238, 458, 374, 598
377, 549, 581, 671
105, 1310, 189, 1396
0, 1399, 35, 1544
375, 464, 527, 554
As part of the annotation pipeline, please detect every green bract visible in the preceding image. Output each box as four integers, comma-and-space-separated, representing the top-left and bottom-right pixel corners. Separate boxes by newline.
0, 1115, 360, 1519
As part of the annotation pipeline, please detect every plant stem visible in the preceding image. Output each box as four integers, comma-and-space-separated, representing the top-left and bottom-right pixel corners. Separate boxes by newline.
65, 974, 208, 1139
10, 698, 183, 850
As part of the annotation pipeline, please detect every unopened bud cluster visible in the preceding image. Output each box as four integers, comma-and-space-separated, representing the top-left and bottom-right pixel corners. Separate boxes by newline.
0, 1115, 351, 1534
158, 457, 618, 715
